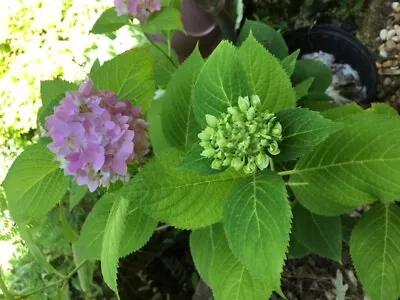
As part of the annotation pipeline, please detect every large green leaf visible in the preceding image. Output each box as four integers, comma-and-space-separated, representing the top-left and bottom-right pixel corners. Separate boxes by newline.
150, 43, 179, 87
275, 108, 342, 161
142, 7, 184, 34
238, 35, 296, 113
101, 196, 129, 296
90, 8, 130, 34
78, 193, 156, 260
223, 172, 291, 285
161, 48, 203, 150
237, 20, 288, 59
298, 92, 335, 112
38, 80, 78, 127
119, 149, 244, 229
281, 50, 300, 76
294, 78, 314, 101
177, 144, 222, 176
119, 205, 157, 257
351, 204, 400, 300
79, 193, 114, 260
147, 97, 171, 156
190, 224, 273, 300
288, 113, 400, 216
3, 144, 70, 223
292, 204, 342, 262
292, 59, 332, 92
193, 41, 248, 127
90, 46, 155, 111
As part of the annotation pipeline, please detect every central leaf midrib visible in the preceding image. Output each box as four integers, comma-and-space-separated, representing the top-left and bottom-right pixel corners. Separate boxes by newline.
137, 172, 245, 192
292, 157, 400, 175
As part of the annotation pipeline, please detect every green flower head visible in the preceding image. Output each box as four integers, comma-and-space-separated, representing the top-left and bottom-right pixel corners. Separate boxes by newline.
198, 95, 283, 174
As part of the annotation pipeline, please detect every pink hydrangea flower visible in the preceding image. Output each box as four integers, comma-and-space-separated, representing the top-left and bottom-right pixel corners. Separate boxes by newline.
46, 79, 150, 192
114, 0, 161, 22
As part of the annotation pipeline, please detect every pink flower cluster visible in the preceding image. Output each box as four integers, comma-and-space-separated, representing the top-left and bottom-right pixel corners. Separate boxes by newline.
46, 79, 150, 192
114, 0, 161, 22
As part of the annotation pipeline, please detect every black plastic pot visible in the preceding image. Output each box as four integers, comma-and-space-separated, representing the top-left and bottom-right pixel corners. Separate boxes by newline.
284, 24, 378, 102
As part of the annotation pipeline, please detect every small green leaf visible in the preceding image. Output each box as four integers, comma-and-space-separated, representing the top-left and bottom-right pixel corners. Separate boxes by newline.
294, 78, 314, 100
288, 235, 311, 259
193, 41, 248, 127
78, 193, 156, 260
3, 144, 70, 223
57, 282, 71, 300
289, 113, 400, 216
237, 20, 288, 59
161, 0, 182, 9
177, 144, 222, 176
281, 50, 300, 76
224, 172, 291, 285
292, 204, 342, 262
90, 59, 101, 75
342, 215, 356, 244
142, 7, 183, 34
275, 108, 342, 161
101, 196, 129, 296
119, 149, 244, 229
238, 34, 296, 113
351, 204, 400, 300
298, 92, 335, 112
38, 80, 78, 127
190, 224, 273, 300
90, 8, 130, 34
292, 59, 332, 92
90, 46, 155, 111
69, 181, 87, 211
161, 48, 203, 150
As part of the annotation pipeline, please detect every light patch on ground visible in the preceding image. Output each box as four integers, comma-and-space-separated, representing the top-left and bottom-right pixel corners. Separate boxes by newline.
0, 241, 17, 271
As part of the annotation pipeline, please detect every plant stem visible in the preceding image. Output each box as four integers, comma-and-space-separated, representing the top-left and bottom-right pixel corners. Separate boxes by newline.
167, 38, 172, 57
144, 33, 178, 68
0, 269, 14, 300
278, 169, 298, 177
270, 159, 275, 172
67, 260, 88, 278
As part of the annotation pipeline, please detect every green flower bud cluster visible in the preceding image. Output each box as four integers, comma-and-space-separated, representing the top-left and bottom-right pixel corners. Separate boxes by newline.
198, 95, 283, 174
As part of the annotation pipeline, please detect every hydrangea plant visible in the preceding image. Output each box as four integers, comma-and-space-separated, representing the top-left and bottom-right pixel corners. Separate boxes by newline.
2, 3, 400, 300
